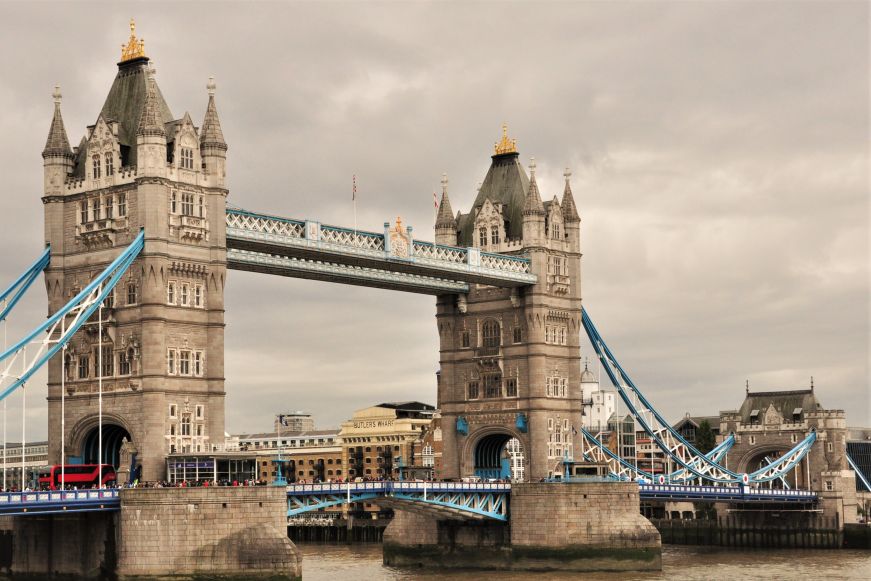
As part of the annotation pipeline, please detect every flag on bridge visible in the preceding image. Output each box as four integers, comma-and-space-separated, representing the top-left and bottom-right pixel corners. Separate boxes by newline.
433, 192, 438, 210
353, 175, 357, 201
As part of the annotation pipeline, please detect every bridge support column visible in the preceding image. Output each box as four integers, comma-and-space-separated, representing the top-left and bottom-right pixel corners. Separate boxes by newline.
117, 486, 300, 580
383, 482, 661, 572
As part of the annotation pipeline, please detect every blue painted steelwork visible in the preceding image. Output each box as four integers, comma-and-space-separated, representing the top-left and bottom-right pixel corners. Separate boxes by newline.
515, 413, 528, 433
847, 451, 871, 492
456, 416, 469, 435
0, 489, 120, 516
0, 247, 50, 323
286, 481, 511, 521
225, 207, 537, 290
581, 307, 817, 485
639, 484, 817, 504
0, 231, 145, 402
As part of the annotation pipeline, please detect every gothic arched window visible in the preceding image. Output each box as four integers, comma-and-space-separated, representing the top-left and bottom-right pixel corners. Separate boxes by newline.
92, 155, 101, 179
552, 223, 561, 240
490, 225, 500, 245
104, 152, 114, 176
478, 227, 487, 248
482, 319, 501, 349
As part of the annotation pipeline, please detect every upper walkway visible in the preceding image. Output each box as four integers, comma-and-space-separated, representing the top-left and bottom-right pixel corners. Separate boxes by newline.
225, 208, 538, 294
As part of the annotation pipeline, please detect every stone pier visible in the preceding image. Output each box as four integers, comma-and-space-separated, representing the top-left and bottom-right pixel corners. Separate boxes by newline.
0, 486, 301, 580
383, 481, 661, 572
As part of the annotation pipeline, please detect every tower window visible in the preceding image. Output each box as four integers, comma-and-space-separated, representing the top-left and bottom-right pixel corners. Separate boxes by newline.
179, 350, 191, 375
105, 152, 114, 176
170, 192, 177, 214
181, 193, 195, 216
181, 415, 191, 436
197, 196, 205, 218
461, 330, 470, 348
467, 381, 479, 400
169, 404, 177, 418
180, 283, 189, 306
506, 378, 518, 397
483, 373, 502, 398
126, 283, 137, 305
117, 193, 127, 216
96, 344, 113, 377
105, 196, 114, 219
194, 284, 203, 307
194, 351, 203, 376
80, 201, 88, 224
167, 349, 176, 375
92, 197, 101, 221
482, 319, 501, 349
552, 223, 561, 240
180, 147, 194, 170
490, 225, 500, 245
513, 327, 522, 344
167, 281, 176, 305
119, 348, 132, 376
92, 155, 101, 179
77, 355, 90, 379
478, 227, 487, 247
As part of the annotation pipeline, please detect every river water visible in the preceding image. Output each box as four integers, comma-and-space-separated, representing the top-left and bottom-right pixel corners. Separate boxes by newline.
296, 543, 871, 580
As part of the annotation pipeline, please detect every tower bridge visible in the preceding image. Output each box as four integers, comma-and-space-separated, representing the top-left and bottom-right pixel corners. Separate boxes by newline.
0, 22, 859, 579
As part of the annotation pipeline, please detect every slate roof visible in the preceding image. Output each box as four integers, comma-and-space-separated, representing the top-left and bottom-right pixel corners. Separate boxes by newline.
457, 151, 529, 246
737, 389, 821, 424
97, 57, 173, 167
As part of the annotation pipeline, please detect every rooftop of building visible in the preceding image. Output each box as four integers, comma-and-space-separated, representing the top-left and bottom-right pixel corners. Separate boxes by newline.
234, 429, 338, 440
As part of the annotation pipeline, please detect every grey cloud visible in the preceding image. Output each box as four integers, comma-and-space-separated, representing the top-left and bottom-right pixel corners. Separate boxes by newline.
0, 1, 866, 440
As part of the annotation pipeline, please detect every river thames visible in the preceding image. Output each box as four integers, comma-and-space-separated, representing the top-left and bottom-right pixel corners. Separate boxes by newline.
297, 544, 871, 580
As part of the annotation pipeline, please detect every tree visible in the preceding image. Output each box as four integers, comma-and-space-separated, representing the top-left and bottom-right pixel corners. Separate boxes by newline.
696, 420, 716, 454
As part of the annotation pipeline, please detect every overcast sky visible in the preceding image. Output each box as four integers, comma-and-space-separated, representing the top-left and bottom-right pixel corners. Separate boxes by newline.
0, 1, 867, 441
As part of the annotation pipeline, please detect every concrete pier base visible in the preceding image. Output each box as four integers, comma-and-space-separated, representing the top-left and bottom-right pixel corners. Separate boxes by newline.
117, 486, 301, 580
383, 481, 661, 572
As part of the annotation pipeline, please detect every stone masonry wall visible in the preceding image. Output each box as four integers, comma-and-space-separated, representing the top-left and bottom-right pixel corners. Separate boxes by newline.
116, 486, 300, 580
510, 482, 661, 571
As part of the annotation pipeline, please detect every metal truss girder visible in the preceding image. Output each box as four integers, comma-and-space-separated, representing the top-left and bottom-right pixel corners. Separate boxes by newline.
228, 248, 470, 295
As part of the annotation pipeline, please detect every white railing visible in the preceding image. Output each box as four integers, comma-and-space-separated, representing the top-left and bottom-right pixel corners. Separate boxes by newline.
226, 210, 305, 239
319, 225, 384, 251
412, 241, 467, 264
481, 252, 531, 274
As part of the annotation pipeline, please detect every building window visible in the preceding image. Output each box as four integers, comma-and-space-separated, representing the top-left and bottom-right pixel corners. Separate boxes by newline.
197, 195, 205, 218
180, 147, 194, 170
505, 378, 518, 397
194, 284, 203, 307
791, 433, 798, 444
92, 155, 101, 179
118, 193, 127, 216
170, 424, 176, 436
482, 319, 500, 349
80, 201, 88, 224
827, 442, 833, 452
92, 197, 101, 221
548, 418, 554, 430
483, 373, 502, 398
490, 225, 500, 245
105, 196, 114, 219
194, 351, 203, 376
118, 350, 131, 376
196, 405, 203, 420
170, 191, 178, 214
824, 480, 833, 492
167, 349, 176, 375
478, 227, 487, 247
513, 326, 522, 344
181, 415, 191, 436
181, 193, 195, 216
179, 350, 191, 376
126, 283, 137, 305
196, 424, 203, 437
467, 381, 479, 400
94, 345, 113, 377
169, 404, 177, 418
552, 223, 561, 240
167, 281, 176, 304
461, 330, 470, 348
105, 152, 114, 176
749, 435, 755, 445
77, 355, 89, 379
180, 283, 189, 306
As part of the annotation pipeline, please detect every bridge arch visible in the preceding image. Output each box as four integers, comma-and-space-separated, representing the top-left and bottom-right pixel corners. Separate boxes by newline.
68, 413, 134, 468
736, 445, 798, 488
462, 427, 525, 481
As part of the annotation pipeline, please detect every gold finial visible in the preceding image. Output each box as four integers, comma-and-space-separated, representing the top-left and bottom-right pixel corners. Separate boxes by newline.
120, 18, 147, 62
52, 85, 62, 105
494, 122, 518, 155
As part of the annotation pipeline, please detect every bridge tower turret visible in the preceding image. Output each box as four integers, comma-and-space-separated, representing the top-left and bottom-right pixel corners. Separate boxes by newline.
43, 22, 228, 481
436, 126, 584, 481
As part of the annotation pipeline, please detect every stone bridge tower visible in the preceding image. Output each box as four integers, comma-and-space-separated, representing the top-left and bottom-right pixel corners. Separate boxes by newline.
42, 22, 228, 480
435, 126, 584, 481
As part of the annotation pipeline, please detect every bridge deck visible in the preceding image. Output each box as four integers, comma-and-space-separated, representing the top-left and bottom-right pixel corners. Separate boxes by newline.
0, 490, 120, 516
226, 208, 537, 294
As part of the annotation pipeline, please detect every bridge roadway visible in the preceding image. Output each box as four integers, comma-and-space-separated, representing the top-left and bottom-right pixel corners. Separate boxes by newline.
0, 482, 818, 518
225, 208, 538, 294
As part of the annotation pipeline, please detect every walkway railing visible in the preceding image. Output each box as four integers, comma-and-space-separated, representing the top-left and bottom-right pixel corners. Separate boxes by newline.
0, 489, 120, 515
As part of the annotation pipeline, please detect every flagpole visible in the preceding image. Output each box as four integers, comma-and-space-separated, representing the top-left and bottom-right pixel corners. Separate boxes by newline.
352, 174, 357, 237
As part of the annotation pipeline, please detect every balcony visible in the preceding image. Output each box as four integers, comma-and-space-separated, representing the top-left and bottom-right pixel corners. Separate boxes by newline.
169, 214, 210, 242
474, 345, 503, 370
547, 274, 571, 295
75, 216, 129, 248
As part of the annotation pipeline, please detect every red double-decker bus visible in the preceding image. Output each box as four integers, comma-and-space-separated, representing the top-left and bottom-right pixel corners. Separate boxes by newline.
37, 464, 116, 490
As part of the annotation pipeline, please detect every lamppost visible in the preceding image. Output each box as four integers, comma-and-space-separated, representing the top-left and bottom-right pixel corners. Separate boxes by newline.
273, 414, 287, 486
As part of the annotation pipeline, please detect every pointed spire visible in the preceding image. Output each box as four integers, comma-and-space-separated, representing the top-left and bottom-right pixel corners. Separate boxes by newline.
435, 173, 456, 228
522, 156, 544, 215
137, 65, 165, 138
561, 167, 580, 222
42, 85, 73, 159
201, 76, 227, 150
